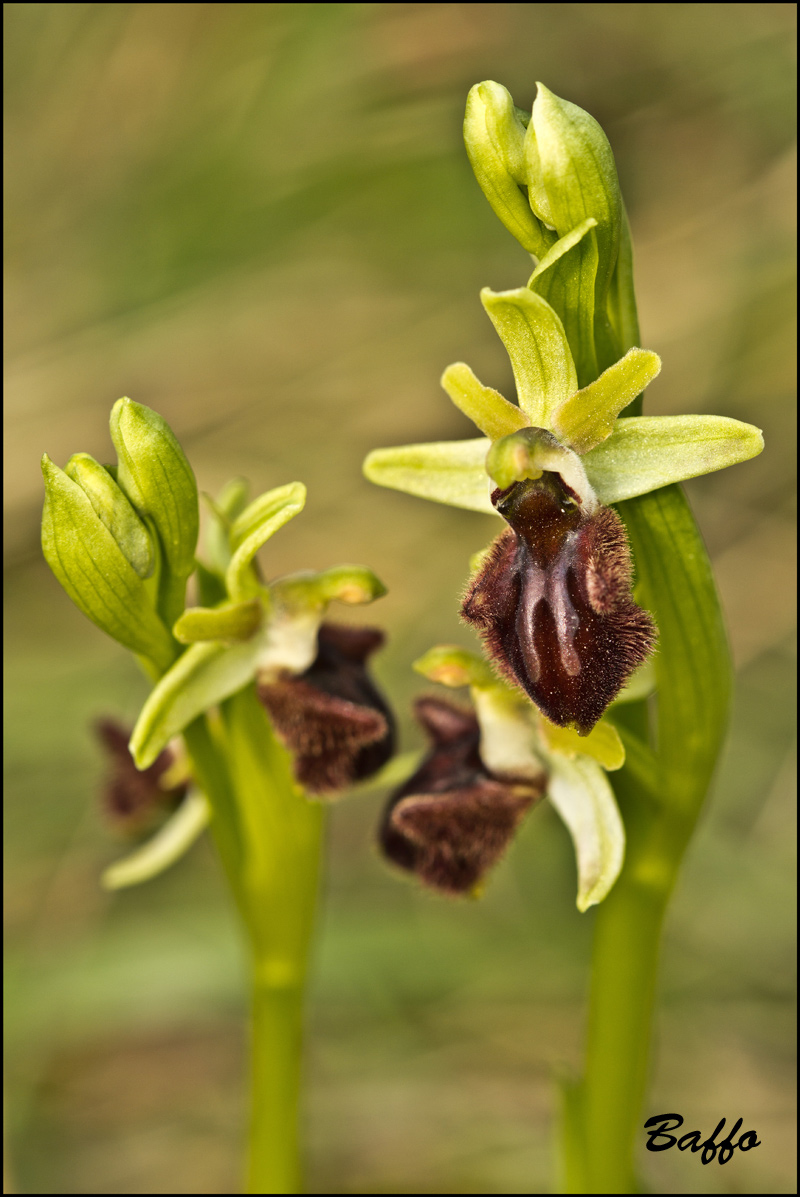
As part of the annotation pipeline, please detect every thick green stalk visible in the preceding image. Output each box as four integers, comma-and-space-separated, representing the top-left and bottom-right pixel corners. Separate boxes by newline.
182, 688, 324, 1194
221, 685, 325, 1195
566, 485, 732, 1192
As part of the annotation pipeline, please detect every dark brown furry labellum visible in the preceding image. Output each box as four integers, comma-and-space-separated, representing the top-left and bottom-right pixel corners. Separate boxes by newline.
379, 696, 545, 895
95, 718, 186, 836
258, 622, 395, 796
461, 475, 656, 733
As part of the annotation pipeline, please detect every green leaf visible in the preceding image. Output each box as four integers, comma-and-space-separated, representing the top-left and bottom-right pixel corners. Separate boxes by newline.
440, 362, 527, 439
363, 439, 497, 515
41, 454, 175, 671
65, 452, 154, 578
582, 415, 764, 504
101, 789, 211, 890
545, 754, 626, 911
173, 599, 264, 644
618, 485, 732, 820
130, 638, 263, 769
552, 349, 662, 453
226, 482, 306, 600
481, 287, 578, 425
110, 398, 199, 582
464, 81, 556, 258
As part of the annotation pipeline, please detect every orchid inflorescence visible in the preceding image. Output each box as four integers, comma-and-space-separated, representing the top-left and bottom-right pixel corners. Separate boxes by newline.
364, 80, 762, 907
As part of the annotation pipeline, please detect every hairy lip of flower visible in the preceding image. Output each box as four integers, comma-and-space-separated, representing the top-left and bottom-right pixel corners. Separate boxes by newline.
95, 717, 186, 836
380, 695, 545, 894
258, 622, 395, 796
461, 474, 656, 734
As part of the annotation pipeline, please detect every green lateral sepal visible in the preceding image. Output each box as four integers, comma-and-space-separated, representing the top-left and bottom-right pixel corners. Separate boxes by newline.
363, 438, 497, 514
583, 414, 765, 504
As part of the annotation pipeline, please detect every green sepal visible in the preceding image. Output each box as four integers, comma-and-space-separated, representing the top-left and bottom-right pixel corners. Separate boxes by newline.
363, 438, 497, 515
486, 427, 597, 509
538, 716, 625, 772
173, 598, 264, 644
110, 398, 199, 583
226, 482, 306, 601
470, 684, 545, 782
64, 452, 154, 578
582, 415, 764, 505
552, 349, 662, 453
101, 789, 211, 890
41, 454, 175, 672
528, 220, 602, 388
544, 753, 625, 912
481, 287, 578, 426
130, 638, 264, 769
464, 81, 556, 259
440, 362, 527, 440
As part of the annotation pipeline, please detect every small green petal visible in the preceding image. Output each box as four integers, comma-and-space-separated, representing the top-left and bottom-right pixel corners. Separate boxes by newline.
552, 348, 662, 453
173, 599, 263, 644
363, 439, 497, 515
130, 638, 263, 768
226, 482, 306, 600
203, 477, 250, 574
538, 716, 625, 771
413, 644, 498, 689
272, 564, 387, 609
101, 789, 211, 890
440, 362, 527, 440
481, 287, 578, 426
545, 754, 625, 911
583, 415, 765, 504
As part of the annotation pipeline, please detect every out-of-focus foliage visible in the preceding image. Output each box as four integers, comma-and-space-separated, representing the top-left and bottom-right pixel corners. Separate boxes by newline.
4, 4, 795, 1193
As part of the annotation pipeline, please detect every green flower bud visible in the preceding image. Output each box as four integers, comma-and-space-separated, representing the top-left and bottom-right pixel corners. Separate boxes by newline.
110, 396, 199, 585
64, 452, 154, 578
41, 454, 175, 671
464, 81, 556, 260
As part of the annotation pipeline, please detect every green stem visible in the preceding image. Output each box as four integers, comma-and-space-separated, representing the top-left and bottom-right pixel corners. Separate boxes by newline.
181, 687, 324, 1193
220, 685, 325, 1194
564, 485, 732, 1192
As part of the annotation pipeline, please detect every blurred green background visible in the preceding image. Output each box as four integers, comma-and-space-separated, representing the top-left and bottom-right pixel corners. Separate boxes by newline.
4, 4, 796, 1193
